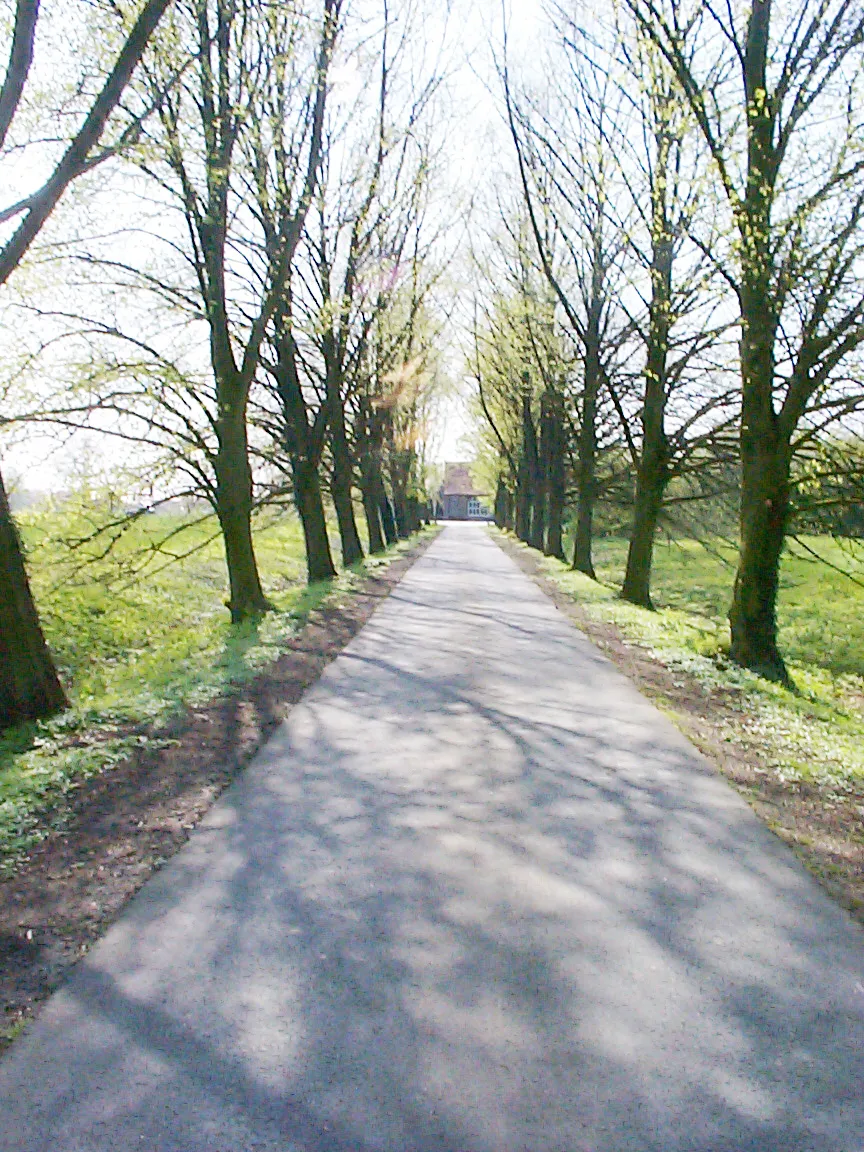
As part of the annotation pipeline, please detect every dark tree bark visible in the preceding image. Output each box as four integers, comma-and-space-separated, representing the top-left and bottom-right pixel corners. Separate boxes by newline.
361, 483, 386, 553
494, 476, 510, 529
330, 423, 364, 566
391, 480, 409, 538
727, 0, 789, 682
573, 296, 601, 578
525, 391, 545, 551
622, 165, 674, 608
380, 491, 398, 545
359, 437, 389, 553
269, 319, 337, 584
514, 384, 535, 543
0, 468, 68, 727
729, 425, 791, 679
541, 389, 566, 560
621, 451, 666, 608
515, 456, 531, 542
213, 413, 272, 622
355, 400, 391, 553
293, 458, 337, 582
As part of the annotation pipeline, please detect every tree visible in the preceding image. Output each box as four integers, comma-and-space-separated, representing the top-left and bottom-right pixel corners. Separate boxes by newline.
627, 0, 864, 681
136, 0, 340, 620
470, 234, 572, 558
503, 21, 633, 577
612, 20, 730, 608
0, 0, 173, 729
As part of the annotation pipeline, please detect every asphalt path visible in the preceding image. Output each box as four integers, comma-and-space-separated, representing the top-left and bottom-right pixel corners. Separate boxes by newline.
1, 523, 863, 1151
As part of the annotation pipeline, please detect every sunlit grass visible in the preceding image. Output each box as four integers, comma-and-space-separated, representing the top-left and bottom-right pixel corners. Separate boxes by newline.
1, 501, 429, 873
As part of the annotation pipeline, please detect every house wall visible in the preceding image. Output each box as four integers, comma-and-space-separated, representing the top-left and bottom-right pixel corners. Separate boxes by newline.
442, 494, 470, 519
441, 495, 491, 520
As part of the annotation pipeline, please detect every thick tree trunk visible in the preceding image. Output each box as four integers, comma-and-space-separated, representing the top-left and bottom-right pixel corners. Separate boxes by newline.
729, 382, 791, 683
214, 416, 271, 623
406, 497, 421, 534
392, 485, 409, 538
541, 389, 566, 559
494, 476, 509, 529
330, 419, 364, 567
0, 468, 68, 730
514, 387, 534, 542
380, 492, 398, 545
573, 321, 600, 577
727, 1, 790, 684
293, 458, 336, 583
621, 459, 665, 608
525, 394, 545, 551
358, 436, 386, 553
361, 484, 386, 554
514, 460, 531, 541
622, 223, 673, 608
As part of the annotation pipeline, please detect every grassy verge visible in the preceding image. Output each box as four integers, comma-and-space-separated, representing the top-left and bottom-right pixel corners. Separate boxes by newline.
494, 529, 864, 914
1, 502, 430, 875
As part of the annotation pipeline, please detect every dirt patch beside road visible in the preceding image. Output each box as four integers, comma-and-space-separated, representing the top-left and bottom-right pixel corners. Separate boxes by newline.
0, 532, 437, 1056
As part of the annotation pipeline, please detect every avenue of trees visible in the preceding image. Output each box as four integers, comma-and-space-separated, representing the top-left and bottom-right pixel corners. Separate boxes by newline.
4, 0, 864, 734
0, 0, 444, 730
477, 0, 864, 685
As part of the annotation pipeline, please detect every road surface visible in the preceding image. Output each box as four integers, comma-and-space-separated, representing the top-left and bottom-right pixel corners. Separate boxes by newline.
1, 523, 863, 1151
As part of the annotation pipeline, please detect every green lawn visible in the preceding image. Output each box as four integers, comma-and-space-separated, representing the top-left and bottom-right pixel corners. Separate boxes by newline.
0, 501, 419, 873
528, 533, 864, 795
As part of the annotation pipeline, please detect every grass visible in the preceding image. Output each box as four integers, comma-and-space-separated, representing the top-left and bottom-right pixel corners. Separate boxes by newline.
514, 532, 864, 799
1, 500, 427, 874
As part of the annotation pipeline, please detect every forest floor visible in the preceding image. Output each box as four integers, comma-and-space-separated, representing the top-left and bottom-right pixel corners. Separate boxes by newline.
494, 529, 864, 930
0, 512, 438, 1054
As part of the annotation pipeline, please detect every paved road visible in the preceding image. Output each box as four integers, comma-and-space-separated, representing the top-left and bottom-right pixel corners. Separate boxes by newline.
1, 524, 863, 1151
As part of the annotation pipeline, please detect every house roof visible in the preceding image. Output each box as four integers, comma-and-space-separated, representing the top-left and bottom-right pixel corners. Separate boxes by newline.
440, 463, 484, 497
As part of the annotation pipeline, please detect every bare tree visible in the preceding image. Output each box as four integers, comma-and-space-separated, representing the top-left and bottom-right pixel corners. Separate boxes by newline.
627, 0, 864, 682
611, 19, 732, 607
503, 21, 633, 576
136, 0, 339, 620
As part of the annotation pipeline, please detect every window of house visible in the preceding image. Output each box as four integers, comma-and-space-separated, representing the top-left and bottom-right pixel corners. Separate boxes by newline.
467, 497, 482, 517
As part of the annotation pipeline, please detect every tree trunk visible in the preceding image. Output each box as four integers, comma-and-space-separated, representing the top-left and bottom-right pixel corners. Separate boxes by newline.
622, 219, 673, 608
293, 458, 336, 583
358, 411, 392, 552
729, 387, 791, 683
380, 492, 398, 545
525, 393, 545, 551
514, 457, 531, 541
0, 468, 68, 730
727, 0, 790, 684
330, 417, 364, 567
361, 483, 386, 554
541, 389, 566, 559
494, 476, 509, 529
406, 497, 421, 534
214, 416, 271, 623
392, 485, 409, 538
573, 317, 600, 577
621, 457, 665, 608
515, 386, 534, 542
